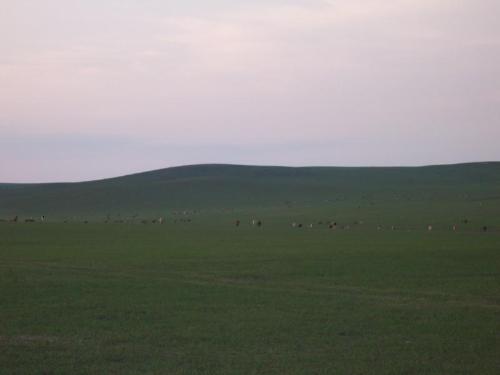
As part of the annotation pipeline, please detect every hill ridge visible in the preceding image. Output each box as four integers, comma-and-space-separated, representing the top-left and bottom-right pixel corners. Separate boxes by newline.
1, 162, 499, 218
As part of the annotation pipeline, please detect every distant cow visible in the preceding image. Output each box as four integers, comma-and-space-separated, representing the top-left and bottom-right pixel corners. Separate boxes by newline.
235, 220, 240, 227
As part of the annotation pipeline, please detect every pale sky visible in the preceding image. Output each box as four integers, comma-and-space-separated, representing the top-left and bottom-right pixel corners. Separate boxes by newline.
1, 0, 499, 182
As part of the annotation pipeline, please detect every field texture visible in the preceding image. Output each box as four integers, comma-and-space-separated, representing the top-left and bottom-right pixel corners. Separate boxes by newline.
1, 221, 499, 374
1, 163, 499, 374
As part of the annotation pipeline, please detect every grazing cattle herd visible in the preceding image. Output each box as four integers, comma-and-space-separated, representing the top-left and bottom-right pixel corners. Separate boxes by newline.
0, 213, 496, 233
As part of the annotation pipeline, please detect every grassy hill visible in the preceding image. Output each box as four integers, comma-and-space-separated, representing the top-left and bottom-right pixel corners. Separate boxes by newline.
1, 163, 499, 374
1, 162, 499, 223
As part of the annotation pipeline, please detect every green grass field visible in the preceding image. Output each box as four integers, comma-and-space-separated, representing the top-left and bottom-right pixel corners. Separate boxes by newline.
1, 163, 499, 374
1, 163, 500, 220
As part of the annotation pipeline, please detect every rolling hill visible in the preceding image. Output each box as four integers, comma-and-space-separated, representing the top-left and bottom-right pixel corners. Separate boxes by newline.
1, 162, 499, 220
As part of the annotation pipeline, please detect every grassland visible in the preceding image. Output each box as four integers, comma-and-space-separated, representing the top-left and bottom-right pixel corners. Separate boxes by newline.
1, 162, 499, 220
0, 163, 499, 374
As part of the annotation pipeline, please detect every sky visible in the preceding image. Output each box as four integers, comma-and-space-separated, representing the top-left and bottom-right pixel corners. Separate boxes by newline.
1, 0, 499, 182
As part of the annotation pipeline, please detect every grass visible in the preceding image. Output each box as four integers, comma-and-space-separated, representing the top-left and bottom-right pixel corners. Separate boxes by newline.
1, 163, 499, 373
1, 222, 499, 374
1, 162, 499, 219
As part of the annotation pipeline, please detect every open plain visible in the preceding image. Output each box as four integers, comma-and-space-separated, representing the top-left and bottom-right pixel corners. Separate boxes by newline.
1, 164, 499, 374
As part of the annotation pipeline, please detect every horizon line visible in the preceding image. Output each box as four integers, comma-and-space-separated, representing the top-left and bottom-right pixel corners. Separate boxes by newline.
1, 160, 499, 185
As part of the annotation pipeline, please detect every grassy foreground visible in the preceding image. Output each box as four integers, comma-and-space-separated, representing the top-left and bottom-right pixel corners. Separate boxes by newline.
1, 222, 499, 374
